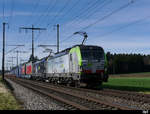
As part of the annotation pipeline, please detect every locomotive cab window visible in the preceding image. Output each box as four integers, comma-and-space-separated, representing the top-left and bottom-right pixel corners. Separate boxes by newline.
80, 46, 104, 61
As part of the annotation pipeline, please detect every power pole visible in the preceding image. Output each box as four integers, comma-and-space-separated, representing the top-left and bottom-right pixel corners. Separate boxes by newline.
19, 25, 46, 62
32, 25, 34, 58
57, 24, 59, 53
2, 22, 8, 80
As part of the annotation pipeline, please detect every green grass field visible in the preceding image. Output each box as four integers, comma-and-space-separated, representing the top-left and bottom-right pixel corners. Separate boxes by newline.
102, 73, 150, 94
109, 72, 150, 78
0, 76, 22, 110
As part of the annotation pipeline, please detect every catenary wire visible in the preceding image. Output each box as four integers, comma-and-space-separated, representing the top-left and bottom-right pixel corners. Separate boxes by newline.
60, 0, 135, 44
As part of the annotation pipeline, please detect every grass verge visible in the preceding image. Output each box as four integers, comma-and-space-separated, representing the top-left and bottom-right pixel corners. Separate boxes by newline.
102, 76, 150, 94
0, 76, 22, 110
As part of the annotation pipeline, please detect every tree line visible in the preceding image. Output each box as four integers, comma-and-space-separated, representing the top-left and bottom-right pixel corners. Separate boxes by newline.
106, 52, 150, 74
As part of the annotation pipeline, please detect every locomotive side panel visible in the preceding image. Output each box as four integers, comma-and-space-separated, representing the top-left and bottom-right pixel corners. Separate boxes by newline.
46, 54, 69, 76
32, 61, 40, 78
37, 60, 46, 74
69, 46, 82, 81
14, 67, 17, 77
69, 46, 81, 73
32, 60, 46, 79
46, 59, 53, 74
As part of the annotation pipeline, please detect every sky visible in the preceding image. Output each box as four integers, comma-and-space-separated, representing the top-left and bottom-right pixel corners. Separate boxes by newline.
0, 0, 150, 70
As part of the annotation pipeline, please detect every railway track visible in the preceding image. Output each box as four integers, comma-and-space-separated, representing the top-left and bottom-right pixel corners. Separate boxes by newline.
6, 76, 139, 110
60, 84, 150, 105
51, 83, 150, 110
100, 89, 150, 104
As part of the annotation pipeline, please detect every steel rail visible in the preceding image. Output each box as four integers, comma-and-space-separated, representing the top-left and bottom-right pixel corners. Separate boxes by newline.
8, 77, 137, 110
6, 77, 89, 110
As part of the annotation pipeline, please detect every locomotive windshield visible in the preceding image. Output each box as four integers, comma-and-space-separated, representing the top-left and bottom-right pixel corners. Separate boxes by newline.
80, 46, 104, 61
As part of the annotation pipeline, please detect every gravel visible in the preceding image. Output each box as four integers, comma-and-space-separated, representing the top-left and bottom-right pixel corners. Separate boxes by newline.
53, 85, 150, 110
6, 78, 67, 110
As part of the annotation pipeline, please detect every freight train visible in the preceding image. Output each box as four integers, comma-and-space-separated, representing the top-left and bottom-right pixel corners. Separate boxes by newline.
10, 45, 109, 87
